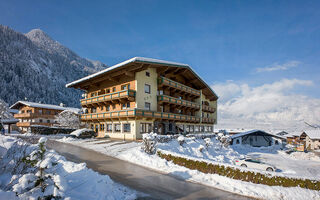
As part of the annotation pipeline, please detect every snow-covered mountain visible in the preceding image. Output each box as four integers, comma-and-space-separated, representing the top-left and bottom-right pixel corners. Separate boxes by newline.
0, 25, 107, 107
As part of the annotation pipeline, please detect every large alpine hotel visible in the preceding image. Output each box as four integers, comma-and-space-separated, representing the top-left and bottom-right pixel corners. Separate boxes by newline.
67, 57, 218, 140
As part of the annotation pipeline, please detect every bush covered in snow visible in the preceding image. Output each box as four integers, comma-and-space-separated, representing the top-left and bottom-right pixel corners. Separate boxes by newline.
141, 133, 157, 154
55, 110, 81, 129
0, 136, 137, 199
157, 151, 320, 191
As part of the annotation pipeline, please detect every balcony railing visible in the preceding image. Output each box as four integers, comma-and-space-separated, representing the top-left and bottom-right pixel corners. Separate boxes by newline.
202, 117, 215, 124
81, 109, 200, 123
81, 89, 136, 107
202, 105, 216, 113
14, 113, 56, 118
158, 95, 200, 110
158, 76, 201, 96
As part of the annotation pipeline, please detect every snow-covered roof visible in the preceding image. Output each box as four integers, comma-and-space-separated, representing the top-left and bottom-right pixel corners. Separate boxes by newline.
230, 129, 284, 140
303, 130, 320, 140
10, 101, 80, 112
66, 57, 218, 99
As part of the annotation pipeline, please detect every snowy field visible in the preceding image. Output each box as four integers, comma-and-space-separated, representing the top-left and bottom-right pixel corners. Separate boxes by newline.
58, 135, 320, 200
0, 135, 138, 200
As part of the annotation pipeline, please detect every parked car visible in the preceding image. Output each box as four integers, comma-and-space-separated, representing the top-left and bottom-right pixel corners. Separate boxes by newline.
234, 158, 276, 172
67, 128, 97, 139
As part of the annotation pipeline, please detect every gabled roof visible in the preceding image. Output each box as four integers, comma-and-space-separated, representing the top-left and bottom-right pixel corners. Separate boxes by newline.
10, 101, 80, 112
303, 130, 320, 140
230, 129, 285, 140
66, 57, 218, 100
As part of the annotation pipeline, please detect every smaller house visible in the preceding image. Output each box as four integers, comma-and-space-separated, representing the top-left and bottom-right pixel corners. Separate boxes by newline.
230, 130, 285, 147
286, 132, 305, 149
302, 130, 320, 150
10, 101, 79, 133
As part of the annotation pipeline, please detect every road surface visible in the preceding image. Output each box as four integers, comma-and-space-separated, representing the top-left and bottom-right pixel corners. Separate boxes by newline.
45, 140, 252, 200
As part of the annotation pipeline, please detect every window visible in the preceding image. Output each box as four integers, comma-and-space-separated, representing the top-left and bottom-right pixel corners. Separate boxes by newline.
91, 108, 97, 113
106, 124, 112, 132
144, 84, 151, 94
46, 110, 51, 115
195, 125, 199, 132
275, 140, 279, 145
106, 89, 110, 93
200, 126, 204, 132
27, 110, 32, 113
122, 102, 130, 109
21, 110, 25, 114
236, 139, 240, 144
123, 123, 131, 132
39, 119, 43, 123
186, 125, 190, 132
169, 123, 173, 131
106, 105, 110, 111
140, 123, 152, 133
91, 124, 94, 130
146, 71, 150, 77
205, 126, 209, 132
190, 125, 194, 133
38, 110, 42, 114
100, 124, 105, 131
91, 92, 96, 97
47, 120, 50, 123
114, 124, 121, 132
112, 87, 116, 92
112, 105, 116, 110
160, 105, 164, 112
121, 84, 128, 90
145, 102, 151, 110
159, 90, 163, 95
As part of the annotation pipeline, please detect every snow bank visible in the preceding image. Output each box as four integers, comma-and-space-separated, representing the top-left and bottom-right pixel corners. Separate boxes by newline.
57, 137, 320, 200
0, 136, 137, 200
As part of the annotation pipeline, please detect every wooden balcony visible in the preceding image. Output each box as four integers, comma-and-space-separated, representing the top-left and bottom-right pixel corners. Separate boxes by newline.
14, 113, 56, 119
158, 76, 201, 97
202, 105, 216, 113
81, 109, 200, 123
16, 122, 52, 127
202, 117, 215, 124
158, 95, 200, 110
81, 89, 136, 107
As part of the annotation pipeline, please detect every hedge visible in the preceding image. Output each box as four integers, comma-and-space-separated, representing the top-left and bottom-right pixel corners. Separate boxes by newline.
157, 151, 320, 190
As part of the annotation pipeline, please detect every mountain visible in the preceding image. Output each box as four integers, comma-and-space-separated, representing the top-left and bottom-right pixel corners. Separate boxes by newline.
0, 25, 106, 107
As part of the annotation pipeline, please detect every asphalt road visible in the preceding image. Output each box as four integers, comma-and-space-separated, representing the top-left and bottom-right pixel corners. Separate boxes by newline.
45, 140, 252, 200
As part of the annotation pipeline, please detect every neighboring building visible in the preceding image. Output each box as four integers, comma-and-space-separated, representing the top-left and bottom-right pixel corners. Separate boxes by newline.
301, 130, 320, 150
286, 132, 304, 146
10, 101, 79, 133
230, 130, 285, 147
66, 57, 218, 140
214, 128, 252, 136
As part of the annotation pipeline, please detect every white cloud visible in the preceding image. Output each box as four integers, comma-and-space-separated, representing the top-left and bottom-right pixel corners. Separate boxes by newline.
256, 61, 301, 73
211, 79, 320, 131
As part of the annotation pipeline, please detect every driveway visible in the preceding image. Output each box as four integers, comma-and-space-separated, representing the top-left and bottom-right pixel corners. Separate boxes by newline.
46, 140, 251, 200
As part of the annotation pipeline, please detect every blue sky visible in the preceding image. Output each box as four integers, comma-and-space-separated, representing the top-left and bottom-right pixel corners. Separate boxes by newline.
1, 0, 320, 129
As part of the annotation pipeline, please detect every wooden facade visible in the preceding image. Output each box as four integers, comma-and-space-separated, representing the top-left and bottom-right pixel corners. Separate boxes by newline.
67, 57, 218, 140
10, 101, 75, 133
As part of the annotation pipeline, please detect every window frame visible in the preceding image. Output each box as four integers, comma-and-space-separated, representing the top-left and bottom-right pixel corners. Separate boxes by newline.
123, 123, 131, 133
144, 84, 151, 94
144, 102, 151, 111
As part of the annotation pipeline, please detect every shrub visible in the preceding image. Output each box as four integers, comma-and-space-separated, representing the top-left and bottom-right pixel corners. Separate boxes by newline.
157, 151, 320, 190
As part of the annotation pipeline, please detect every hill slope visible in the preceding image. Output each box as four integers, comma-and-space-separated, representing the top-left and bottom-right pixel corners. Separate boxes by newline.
0, 25, 106, 107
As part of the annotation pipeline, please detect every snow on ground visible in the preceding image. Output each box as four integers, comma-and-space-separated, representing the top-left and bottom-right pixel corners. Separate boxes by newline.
0, 135, 138, 200
57, 135, 320, 200
0, 135, 18, 157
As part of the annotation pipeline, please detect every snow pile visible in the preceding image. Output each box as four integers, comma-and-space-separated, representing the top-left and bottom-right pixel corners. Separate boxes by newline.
158, 136, 241, 164
0, 135, 18, 157
70, 128, 92, 137
289, 152, 320, 161
0, 135, 137, 200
